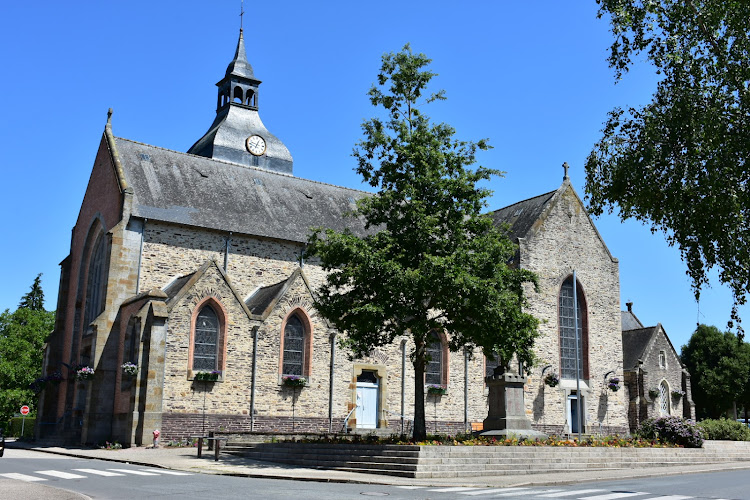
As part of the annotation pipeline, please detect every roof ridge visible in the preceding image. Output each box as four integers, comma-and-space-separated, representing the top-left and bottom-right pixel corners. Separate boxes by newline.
490, 189, 557, 214
114, 136, 372, 195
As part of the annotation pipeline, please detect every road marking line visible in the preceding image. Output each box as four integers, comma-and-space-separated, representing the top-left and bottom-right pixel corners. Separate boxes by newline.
36, 470, 87, 479
396, 486, 425, 489
106, 468, 160, 476
537, 490, 606, 497
638, 497, 692, 500
140, 469, 192, 475
461, 488, 529, 496
493, 489, 562, 497
430, 487, 483, 492
578, 493, 646, 500
0, 473, 47, 482
73, 468, 125, 476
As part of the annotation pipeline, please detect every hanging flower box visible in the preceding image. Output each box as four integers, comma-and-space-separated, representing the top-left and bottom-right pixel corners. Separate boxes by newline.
282, 375, 307, 388
648, 388, 660, 399
671, 389, 686, 398
194, 370, 221, 382
426, 384, 447, 395
121, 362, 138, 376
608, 377, 621, 392
76, 366, 95, 381
544, 372, 560, 388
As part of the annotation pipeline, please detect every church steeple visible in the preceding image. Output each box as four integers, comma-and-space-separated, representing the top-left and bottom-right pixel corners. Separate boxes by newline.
188, 30, 293, 174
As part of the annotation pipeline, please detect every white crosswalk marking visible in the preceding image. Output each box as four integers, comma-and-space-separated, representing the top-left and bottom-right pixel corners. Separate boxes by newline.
537, 489, 606, 497
140, 469, 192, 475
640, 497, 692, 500
73, 468, 125, 476
0, 472, 47, 482
431, 487, 483, 492
461, 487, 530, 496
36, 470, 87, 479
493, 489, 563, 497
579, 493, 646, 500
106, 468, 160, 476
396, 486, 426, 489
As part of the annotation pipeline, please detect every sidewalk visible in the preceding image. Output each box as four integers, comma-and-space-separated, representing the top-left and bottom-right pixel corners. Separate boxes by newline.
7, 439, 750, 489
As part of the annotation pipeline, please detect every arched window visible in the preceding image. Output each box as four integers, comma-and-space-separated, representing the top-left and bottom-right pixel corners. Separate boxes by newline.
193, 305, 220, 371
245, 89, 256, 107
83, 233, 108, 330
558, 276, 588, 380
659, 380, 670, 416
282, 314, 305, 376
425, 331, 444, 386
233, 86, 243, 103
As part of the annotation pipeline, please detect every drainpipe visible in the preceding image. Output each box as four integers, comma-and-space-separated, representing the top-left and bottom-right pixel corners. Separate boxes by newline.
135, 218, 146, 295
401, 339, 407, 434
224, 232, 232, 272
328, 332, 336, 433
250, 326, 259, 432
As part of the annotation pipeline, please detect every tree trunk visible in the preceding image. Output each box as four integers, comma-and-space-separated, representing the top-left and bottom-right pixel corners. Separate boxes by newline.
413, 339, 427, 440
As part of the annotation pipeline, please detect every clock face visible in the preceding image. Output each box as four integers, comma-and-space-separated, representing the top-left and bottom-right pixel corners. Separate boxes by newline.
246, 135, 266, 156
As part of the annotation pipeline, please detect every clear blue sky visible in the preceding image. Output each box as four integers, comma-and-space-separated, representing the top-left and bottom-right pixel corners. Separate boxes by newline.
1, 1, 746, 352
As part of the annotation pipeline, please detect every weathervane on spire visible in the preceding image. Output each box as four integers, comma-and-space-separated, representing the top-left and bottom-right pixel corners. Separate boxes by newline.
240, 0, 245, 31
563, 162, 570, 181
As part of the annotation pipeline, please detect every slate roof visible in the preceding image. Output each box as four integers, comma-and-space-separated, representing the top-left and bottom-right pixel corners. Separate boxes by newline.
115, 137, 369, 244
163, 273, 195, 302
489, 190, 556, 240
621, 326, 658, 369
245, 280, 287, 315
621, 310, 645, 331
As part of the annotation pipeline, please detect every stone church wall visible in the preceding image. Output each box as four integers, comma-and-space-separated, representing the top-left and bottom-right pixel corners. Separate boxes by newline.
519, 186, 628, 434
639, 330, 687, 420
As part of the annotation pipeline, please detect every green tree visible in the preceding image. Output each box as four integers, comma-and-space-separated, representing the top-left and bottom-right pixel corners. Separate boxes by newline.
307, 45, 539, 440
585, 1, 750, 334
0, 276, 55, 428
681, 324, 749, 419
19, 273, 45, 311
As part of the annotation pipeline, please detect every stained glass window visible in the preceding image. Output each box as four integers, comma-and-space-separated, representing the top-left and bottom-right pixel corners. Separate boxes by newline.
282, 315, 305, 376
425, 332, 443, 385
193, 306, 219, 371
559, 277, 584, 380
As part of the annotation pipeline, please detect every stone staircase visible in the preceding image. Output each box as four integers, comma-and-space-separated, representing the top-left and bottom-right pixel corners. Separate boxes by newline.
223, 440, 750, 479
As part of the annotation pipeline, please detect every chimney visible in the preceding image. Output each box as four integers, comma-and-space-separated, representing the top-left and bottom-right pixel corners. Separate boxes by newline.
626, 301, 633, 313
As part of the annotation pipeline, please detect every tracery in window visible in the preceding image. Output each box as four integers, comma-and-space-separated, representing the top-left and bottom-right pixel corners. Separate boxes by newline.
193, 305, 219, 371
282, 314, 305, 376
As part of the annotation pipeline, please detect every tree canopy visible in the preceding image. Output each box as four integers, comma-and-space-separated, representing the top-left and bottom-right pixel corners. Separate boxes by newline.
680, 324, 750, 419
306, 45, 539, 440
0, 275, 55, 429
585, 1, 750, 334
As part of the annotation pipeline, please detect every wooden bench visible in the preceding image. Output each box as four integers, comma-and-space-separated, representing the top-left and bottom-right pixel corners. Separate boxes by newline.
191, 435, 228, 461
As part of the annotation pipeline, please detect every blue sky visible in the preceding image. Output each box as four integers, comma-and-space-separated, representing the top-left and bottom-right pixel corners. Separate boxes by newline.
0, 1, 746, 352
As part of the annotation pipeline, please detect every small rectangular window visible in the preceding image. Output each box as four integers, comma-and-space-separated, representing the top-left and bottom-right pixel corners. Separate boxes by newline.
659, 351, 666, 369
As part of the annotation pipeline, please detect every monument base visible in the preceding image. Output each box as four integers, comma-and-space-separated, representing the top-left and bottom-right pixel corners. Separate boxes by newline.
482, 372, 548, 440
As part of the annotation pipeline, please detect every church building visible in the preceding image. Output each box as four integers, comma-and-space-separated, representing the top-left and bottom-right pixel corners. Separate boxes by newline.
37, 30, 664, 445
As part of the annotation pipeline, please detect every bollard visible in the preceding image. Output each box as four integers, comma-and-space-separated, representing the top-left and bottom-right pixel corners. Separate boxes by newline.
153, 429, 160, 448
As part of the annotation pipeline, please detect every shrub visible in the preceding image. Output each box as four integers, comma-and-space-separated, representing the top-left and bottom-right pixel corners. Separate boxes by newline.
636, 416, 703, 448
6, 417, 35, 439
697, 418, 750, 441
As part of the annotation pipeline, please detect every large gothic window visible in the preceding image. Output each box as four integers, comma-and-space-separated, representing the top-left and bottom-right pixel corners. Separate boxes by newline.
193, 305, 220, 371
425, 332, 444, 386
83, 233, 108, 331
559, 276, 588, 380
282, 315, 305, 376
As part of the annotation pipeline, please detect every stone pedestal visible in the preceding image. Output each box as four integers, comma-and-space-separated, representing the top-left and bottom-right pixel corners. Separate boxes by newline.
482, 372, 547, 439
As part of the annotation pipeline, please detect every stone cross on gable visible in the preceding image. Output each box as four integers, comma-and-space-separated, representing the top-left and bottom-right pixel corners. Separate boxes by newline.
563, 162, 570, 181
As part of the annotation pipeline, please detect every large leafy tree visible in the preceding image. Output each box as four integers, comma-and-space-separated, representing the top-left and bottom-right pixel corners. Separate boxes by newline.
307, 45, 539, 440
586, 1, 750, 334
681, 324, 749, 419
0, 274, 55, 428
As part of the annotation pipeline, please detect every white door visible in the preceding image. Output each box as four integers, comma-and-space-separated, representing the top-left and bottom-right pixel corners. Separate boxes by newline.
356, 376, 379, 429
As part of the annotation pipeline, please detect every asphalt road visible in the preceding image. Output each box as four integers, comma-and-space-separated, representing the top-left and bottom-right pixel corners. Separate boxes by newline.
1, 449, 749, 500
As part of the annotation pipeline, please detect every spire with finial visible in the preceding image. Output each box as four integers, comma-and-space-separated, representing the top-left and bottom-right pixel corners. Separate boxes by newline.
562, 162, 570, 181
240, 0, 244, 31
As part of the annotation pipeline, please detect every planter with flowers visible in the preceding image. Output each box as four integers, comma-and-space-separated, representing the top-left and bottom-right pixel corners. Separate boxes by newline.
194, 370, 221, 382
121, 362, 138, 377
607, 377, 621, 392
76, 366, 95, 381
671, 389, 685, 399
282, 375, 307, 388
544, 372, 560, 388
648, 388, 660, 400
426, 384, 447, 396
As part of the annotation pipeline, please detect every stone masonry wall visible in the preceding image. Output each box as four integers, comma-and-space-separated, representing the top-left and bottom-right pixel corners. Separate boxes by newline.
519, 185, 628, 433
640, 328, 686, 420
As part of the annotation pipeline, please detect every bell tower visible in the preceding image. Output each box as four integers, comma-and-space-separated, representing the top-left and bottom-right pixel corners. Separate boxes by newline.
188, 30, 294, 174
